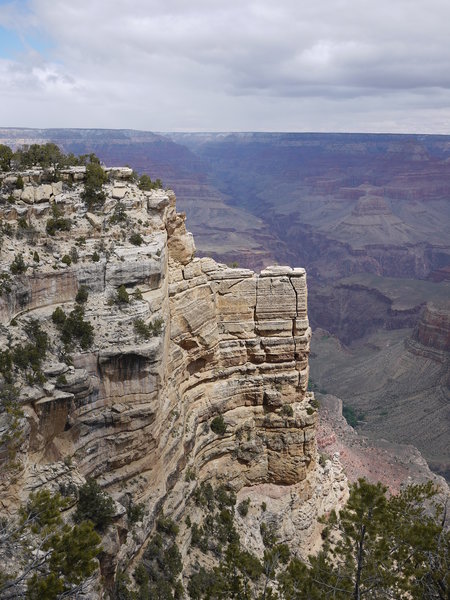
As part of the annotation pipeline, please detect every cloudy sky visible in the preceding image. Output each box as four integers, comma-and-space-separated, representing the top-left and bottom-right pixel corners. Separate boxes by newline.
0, 0, 449, 132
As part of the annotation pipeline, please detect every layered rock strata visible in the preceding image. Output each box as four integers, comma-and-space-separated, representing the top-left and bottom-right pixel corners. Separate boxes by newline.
0, 169, 341, 583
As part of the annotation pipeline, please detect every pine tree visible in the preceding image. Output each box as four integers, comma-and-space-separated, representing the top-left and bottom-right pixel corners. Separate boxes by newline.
278, 479, 449, 599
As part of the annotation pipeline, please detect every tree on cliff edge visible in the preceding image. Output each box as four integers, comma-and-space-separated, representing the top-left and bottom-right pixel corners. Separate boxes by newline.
279, 479, 449, 599
81, 160, 107, 210
0, 144, 13, 171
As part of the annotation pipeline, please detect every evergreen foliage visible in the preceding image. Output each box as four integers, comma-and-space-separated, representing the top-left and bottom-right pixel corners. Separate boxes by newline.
82, 161, 107, 210
278, 478, 449, 600
45, 204, 71, 236
75, 285, 89, 304
0, 489, 102, 599
129, 232, 144, 246
210, 414, 227, 435
116, 284, 130, 304
0, 143, 100, 175
10, 253, 27, 274
133, 316, 164, 339
0, 144, 13, 171
138, 174, 163, 191
52, 305, 94, 350
5, 319, 49, 384
74, 478, 115, 531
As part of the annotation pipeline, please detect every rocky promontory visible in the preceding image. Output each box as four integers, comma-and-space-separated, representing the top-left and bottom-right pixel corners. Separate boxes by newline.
0, 164, 346, 594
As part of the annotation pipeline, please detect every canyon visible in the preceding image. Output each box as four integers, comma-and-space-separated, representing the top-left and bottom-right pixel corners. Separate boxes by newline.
1, 128, 447, 482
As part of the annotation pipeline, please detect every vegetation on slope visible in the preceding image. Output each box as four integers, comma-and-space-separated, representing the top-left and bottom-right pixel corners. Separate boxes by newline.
0, 481, 117, 599
113, 479, 448, 599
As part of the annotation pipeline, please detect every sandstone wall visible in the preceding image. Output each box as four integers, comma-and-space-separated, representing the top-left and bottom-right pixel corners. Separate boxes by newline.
0, 172, 344, 581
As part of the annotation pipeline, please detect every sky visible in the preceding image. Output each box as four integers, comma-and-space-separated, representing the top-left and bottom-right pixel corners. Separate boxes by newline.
0, 0, 450, 133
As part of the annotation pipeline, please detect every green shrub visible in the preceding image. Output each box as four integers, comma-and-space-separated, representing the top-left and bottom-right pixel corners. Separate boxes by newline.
109, 202, 127, 225
46, 216, 71, 236
215, 484, 236, 509
75, 285, 89, 304
133, 317, 164, 339
237, 498, 250, 517
0, 143, 13, 171
9, 320, 48, 381
74, 478, 115, 531
140, 532, 183, 598
138, 174, 153, 191
210, 415, 227, 436
116, 285, 130, 304
260, 522, 279, 548
152, 317, 164, 335
310, 396, 320, 409
1, 486, 102, 598
134, 318, 149, 338
185, 467, 196, 482
33, 251, 40, 263
127, 502, 145, 526
52, 306, 66, 326
10, 253, 27, 274
157, 514, 179, 538
281, 404, 294, 417
56, 374, 67, 386
61, 254, 72, 266
0, 349, 13, 382
319, 453, 329, 467
134, 287, 143, 300
15, 175, 24, 190
55, 305, 94, 350
91, 251, 100, 262
342, 405, 364, 427
129, 232, 144, 246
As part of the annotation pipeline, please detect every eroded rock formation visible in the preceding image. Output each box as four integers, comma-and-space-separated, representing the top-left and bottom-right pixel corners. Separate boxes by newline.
0, 168, 346, 589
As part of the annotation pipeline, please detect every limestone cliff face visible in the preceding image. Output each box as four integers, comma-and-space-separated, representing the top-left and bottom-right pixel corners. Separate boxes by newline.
0, 168, 346, 583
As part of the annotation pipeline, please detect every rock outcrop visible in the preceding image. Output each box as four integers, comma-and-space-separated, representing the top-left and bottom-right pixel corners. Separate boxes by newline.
0, 168, 344, 588
412, 302, 450, 354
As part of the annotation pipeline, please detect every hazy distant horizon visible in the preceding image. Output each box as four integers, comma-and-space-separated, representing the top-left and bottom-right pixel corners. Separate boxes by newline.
1, 127, 450, 138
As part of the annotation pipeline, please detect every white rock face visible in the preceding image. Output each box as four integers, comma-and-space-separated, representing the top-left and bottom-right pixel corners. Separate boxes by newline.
34, 184, 53, 202
112, 186, 126, 200
21, 185, 35, 203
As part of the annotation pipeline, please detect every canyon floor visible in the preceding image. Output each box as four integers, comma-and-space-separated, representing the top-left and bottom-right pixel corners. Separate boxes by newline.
310, 327, 450, 480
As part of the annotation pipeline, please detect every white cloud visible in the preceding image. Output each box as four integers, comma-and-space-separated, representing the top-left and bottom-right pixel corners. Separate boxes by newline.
0, 0, 449, 131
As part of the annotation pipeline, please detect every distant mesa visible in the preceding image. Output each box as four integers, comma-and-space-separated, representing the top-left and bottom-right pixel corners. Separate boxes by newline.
351, 195, 392, 216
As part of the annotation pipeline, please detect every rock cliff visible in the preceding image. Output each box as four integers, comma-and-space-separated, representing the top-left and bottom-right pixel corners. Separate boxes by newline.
0, 167, 346, 590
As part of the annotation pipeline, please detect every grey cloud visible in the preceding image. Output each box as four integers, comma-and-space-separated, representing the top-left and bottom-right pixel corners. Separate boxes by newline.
0, 0, 449, 131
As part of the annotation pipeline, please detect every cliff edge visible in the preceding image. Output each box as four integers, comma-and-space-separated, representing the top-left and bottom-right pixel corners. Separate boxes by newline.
0, 166, 346, 591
